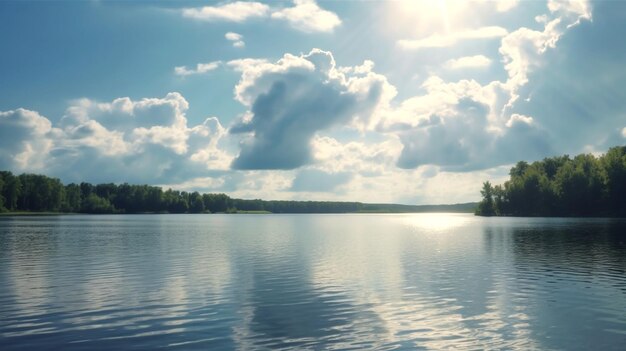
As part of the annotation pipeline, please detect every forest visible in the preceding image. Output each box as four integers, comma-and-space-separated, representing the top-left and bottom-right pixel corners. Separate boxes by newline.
0, 170, 475, 214
476, 146, 626, 217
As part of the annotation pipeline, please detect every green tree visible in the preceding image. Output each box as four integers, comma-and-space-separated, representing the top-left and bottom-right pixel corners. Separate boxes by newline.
476, 181, 496, 216
0, 172, 21, 210
189, 191, 205, 213
0, 176, 5, 211
81, 193, 114, 213
603, 146, 626, 215
64, 183, 82, 212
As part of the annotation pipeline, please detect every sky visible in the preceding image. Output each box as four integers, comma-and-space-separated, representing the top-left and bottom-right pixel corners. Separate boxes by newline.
0, 0, 624, 205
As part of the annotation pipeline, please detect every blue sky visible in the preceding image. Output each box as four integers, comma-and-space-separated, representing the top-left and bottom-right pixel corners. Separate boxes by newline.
0, 0, 624, 204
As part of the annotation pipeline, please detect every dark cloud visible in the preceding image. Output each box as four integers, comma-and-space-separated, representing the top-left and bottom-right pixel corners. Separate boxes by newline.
231, 77, 359, 169
396, 99, 488, 170
515, 1, 626, 153
230, 49, 390, 170
396, 98, 553, 171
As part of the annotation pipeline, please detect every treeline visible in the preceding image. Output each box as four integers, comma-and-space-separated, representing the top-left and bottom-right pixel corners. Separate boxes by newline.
0, 171, 225, 214
476, 146, 626, 217
0, 171, 376, 214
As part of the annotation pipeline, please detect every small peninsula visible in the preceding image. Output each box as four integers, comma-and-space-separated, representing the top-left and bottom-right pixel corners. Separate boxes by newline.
476, 146, 626, 217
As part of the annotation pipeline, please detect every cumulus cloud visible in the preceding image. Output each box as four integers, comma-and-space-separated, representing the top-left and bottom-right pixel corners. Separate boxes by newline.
225, 32, 245, 48
187, 117, 231, 167
174, 61, 221, 76
182, 1, 269, 22
271, 0, 341, 33
500, 0, 592, 106
444, 55, 492, 70
59, 94, 231, 178
1, 93, 232, 184
384, 72, 552, 171
0, 109, 55, 171
227, 48, 395, 170
390, 1, 592, 171
395, 96, 552, 171
397, 26, 507, 50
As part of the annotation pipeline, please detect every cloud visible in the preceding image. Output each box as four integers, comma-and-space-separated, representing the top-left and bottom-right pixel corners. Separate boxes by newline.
397, 26, 508, 50
444, 55, 492, 70
290, 169, 352, 192
0, 108, 56, 171
395, 96, 552, 171
182, 1, 270, 22
225, 32, 245, 48
499, 0, 592, 106
509, 1, 626, 155
494, 0, 519, 12
311, 135, 402, 176
228, 48, 394, 170
181, 0, 341, 34
174, 61, 221, 76
271, 0, 341, 33
390, 1, 592, 171
63, 92, 189, 132
547, 0, 592, 26
225, 32, 242, 41
382, 73, 552, 171
1, 93, 232, 184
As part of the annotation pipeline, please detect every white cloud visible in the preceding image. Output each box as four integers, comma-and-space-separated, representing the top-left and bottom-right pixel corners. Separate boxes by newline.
373, 71, 552, 171
181, 0, 341, 34
0, 108, 55, 171
182, 1, 269, 22
174, 61, 221, 76
271, 0, 341, 33
397, 26, 508, 50
225, 31, 245, 48
60, 93, 225, 159
187, 117, 231, 170
506, 113, 534, 127
311, 135, 402, 175
1, 93, 233, 184
547, 0, 592, 26
61, 118, 128, 156
225, 32, 242, 41
622, 127, 626, 138
444, 55, 492, 70
62, 92, 189, 132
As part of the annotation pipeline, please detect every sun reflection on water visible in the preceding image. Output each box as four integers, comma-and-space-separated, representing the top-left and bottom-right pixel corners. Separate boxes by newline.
403, 213, 473, 232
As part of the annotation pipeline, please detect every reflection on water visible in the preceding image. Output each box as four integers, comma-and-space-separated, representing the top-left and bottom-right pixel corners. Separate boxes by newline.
0, 214, 625, 350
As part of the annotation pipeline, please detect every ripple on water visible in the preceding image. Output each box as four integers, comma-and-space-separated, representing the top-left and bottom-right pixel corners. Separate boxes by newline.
0, 214, 625, 350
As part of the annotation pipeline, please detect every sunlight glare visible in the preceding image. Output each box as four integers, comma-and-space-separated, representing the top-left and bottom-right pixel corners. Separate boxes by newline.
388, 0, 467, 36
405, 213, 470, 232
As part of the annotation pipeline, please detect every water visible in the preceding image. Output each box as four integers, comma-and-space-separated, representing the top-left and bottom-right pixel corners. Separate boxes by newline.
0, 214, 624, 350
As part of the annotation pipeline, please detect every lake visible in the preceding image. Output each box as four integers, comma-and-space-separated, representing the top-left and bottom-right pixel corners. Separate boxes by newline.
0, 214, 625, 350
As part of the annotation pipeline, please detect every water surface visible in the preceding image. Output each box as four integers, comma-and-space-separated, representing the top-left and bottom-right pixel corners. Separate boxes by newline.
1, 214, 625, 350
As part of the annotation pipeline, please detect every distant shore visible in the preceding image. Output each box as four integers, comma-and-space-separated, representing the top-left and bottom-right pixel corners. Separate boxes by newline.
0, 208, 477, 216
